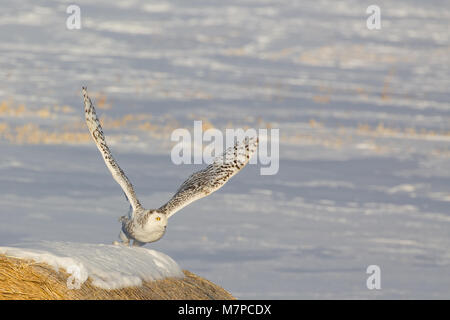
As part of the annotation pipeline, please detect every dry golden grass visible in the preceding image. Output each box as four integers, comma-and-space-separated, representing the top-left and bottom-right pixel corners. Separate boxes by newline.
94, 92, 111, 110
0, 122, 91, 145
0, 255, 234, 300
0, 100, 75, 118
357, 122, 450, 139
298, 45, 401, 67
0, 101, 26, 117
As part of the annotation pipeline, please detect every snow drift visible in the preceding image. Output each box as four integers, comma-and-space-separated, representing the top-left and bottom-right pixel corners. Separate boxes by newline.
0, 241, 184, 290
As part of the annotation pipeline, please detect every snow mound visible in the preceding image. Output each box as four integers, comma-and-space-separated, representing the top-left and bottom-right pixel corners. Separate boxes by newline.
0, 241, 184, 290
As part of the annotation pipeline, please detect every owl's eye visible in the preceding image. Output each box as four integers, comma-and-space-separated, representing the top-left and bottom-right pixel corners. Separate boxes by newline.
155, 217, 161, 221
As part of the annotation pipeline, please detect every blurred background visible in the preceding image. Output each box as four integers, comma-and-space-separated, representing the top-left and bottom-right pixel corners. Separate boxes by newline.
0, 0, 449, 298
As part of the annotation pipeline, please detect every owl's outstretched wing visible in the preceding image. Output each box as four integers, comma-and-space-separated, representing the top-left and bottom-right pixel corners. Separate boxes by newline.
82, 87, 142, 213
159, 136, 258, 218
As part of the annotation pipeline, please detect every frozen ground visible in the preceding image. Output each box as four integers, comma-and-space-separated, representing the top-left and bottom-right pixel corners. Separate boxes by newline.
0, 0, 449, 298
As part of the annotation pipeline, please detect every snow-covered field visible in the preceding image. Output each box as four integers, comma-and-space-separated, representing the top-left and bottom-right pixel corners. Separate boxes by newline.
0, 0, 449, 299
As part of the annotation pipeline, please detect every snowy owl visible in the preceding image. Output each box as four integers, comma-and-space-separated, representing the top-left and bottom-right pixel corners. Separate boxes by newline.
82, 87, 258, 246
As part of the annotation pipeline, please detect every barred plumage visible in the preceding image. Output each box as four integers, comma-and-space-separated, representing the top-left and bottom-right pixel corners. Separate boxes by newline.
83, 87, 142, 214
82, 87, 258, 246
159, 136, 258, 217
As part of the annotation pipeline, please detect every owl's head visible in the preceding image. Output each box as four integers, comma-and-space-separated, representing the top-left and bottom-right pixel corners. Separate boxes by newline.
139, 210, 168, 243
146, 210, 168, 227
